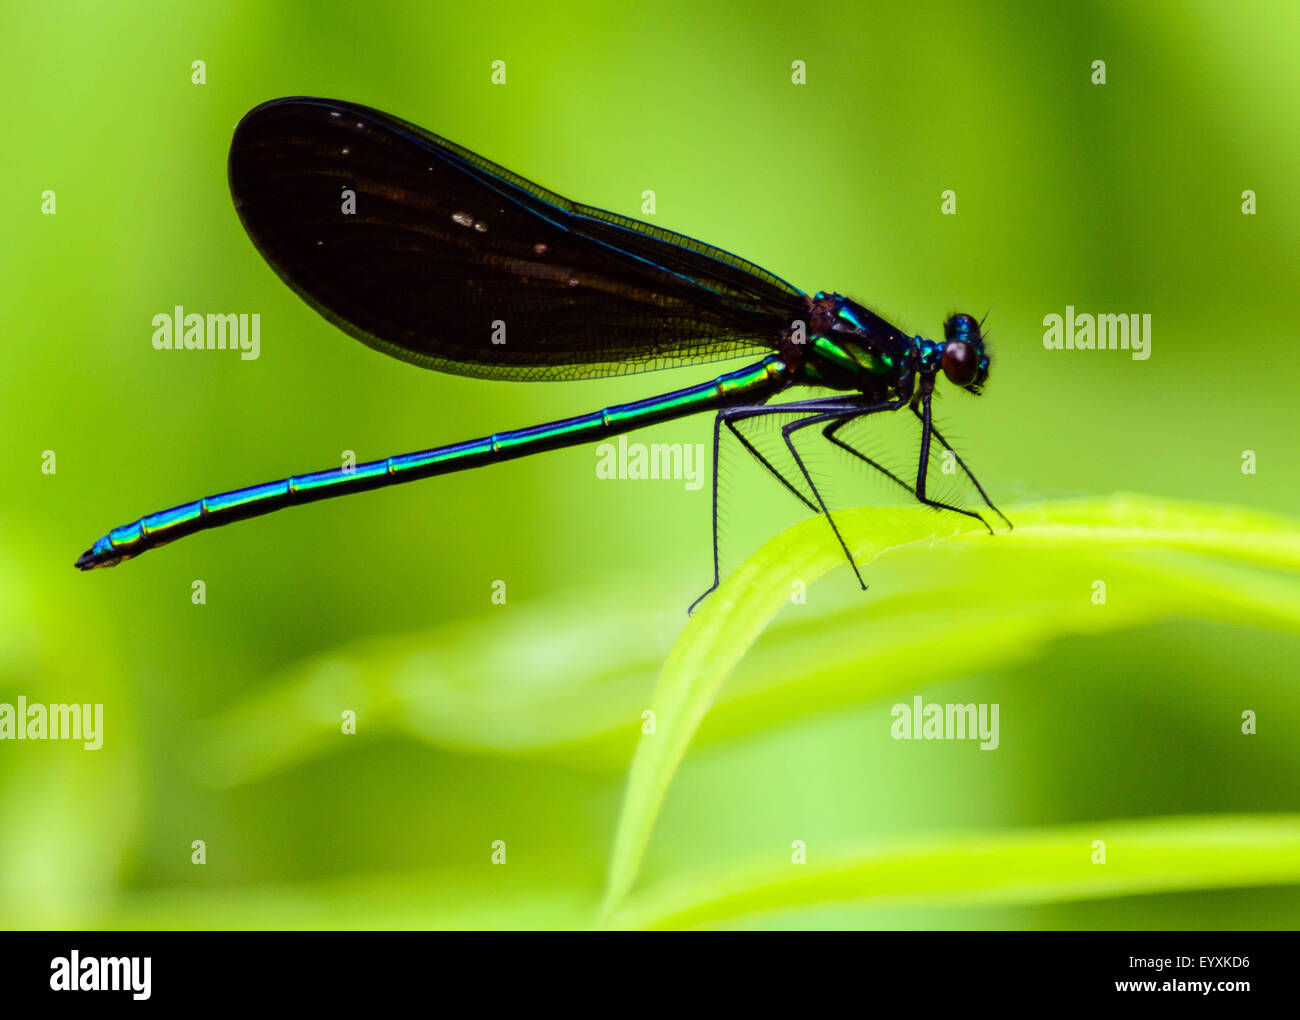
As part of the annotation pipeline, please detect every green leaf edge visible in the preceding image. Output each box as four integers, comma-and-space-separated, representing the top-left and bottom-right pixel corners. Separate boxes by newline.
599, 494, 1300, 917
605, 813, 1300, 930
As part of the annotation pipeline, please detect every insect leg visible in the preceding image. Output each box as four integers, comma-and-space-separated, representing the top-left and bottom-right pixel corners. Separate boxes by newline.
687, 398, 873, 613
914, 392, 993, 533
909, 404, 1011, 529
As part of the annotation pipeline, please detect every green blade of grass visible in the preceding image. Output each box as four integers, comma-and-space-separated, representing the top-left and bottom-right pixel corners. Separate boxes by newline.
605, 814, 1300, 930
600, 495, 1300, 916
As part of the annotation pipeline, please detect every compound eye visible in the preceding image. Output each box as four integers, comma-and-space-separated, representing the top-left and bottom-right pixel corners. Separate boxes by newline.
942, 340, 978, 385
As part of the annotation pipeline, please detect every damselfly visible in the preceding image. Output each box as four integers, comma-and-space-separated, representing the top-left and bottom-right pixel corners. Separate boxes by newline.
76, 97, 1009, 607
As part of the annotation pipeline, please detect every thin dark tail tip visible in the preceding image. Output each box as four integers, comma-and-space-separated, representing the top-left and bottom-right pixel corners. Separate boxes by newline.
75, 542, 121, 570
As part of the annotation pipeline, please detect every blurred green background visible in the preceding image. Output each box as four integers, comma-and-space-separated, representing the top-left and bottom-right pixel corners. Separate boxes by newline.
2, 0, 1297, 929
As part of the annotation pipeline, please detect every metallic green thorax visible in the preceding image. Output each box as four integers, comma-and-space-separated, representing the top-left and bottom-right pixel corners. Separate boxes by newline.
806, 335, 895, 379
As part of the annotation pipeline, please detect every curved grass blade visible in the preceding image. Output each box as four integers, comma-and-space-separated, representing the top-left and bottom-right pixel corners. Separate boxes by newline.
605, 814, 1300, 930
600, 494, 1300, 916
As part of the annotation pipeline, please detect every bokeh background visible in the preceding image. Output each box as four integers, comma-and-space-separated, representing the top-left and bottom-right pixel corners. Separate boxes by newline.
2, 0, 1297, 929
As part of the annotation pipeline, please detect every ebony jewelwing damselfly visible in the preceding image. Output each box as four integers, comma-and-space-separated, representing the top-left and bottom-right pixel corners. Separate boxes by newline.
76, 96, 1009, 607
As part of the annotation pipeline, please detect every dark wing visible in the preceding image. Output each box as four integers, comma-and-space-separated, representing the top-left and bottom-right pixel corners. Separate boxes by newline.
227, 96, 805, 382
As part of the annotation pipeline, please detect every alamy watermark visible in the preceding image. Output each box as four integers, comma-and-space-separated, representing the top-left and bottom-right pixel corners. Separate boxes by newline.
0, 697, 102, 749
50, 951, 150, 999
151, 305, 260, 360
1043, 305, 1150, 361
595, 435, 706, 491
891, 696, 999, 750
